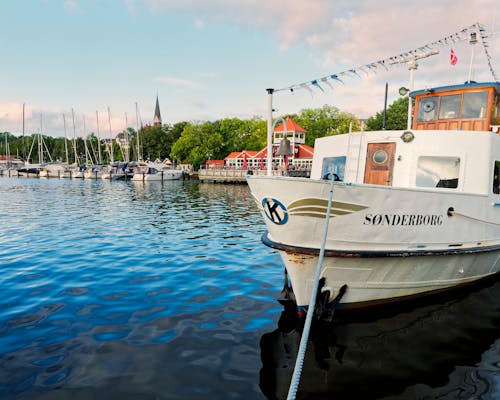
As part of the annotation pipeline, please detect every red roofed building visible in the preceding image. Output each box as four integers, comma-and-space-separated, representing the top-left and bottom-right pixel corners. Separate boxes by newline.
224, 118, 313, 170
205, 159, 225, 169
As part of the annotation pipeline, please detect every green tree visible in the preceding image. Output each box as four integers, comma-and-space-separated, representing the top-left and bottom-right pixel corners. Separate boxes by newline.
365, 96, 409, 131
241, 117, 267, 150
295, 105, 361, 145
139, 125, 181, 161
171, 122, 224, 170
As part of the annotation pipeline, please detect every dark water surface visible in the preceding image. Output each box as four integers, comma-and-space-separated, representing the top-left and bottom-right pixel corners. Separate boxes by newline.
1, 177, 500, 399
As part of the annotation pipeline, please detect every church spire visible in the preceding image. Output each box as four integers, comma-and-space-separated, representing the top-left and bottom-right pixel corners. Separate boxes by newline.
153, 96, 162, 126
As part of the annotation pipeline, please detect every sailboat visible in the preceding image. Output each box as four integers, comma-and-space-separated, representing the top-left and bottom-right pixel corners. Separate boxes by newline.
19, 114, 53, 176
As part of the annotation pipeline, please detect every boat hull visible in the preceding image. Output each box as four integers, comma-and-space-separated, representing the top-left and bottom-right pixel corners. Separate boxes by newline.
267, 233, 500, 309
247, 175, 500, 309
131, 170, 183, 181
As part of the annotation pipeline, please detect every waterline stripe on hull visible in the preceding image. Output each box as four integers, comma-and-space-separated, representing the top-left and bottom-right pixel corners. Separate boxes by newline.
262, 233, 500, 258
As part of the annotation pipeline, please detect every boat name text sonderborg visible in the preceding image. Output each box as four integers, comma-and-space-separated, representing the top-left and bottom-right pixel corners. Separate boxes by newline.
363, 213, 444, 226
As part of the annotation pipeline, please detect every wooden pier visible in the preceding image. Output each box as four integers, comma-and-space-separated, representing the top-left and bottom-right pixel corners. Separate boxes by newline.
198, 168, 310, 183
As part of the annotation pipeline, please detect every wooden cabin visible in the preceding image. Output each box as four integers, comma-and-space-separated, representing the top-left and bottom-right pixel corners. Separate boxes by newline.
411, 82, 500, 132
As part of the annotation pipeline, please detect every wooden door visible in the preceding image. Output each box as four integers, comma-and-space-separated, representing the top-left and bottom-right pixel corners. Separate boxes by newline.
364, 142, 396, 185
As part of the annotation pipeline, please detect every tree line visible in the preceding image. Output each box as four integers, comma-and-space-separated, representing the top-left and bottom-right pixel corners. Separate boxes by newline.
0, 98, 408, 170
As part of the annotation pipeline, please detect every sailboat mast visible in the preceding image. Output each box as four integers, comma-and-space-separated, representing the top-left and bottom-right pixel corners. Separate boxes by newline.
107, 107, 114, 164
135, 102, 141, 162
38, 113, 43, 164
63, 114, 69, 165
38, 114, 53, 163
71, 108, 80, 165
82, 115, 92, 166
4, 131, 10, 167
123, 112, 129, 162
21, 103, 26, 161
96, 111, 102, 164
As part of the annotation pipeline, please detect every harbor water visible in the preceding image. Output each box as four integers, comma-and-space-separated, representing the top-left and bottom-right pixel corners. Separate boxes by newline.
1, 177, 500, 399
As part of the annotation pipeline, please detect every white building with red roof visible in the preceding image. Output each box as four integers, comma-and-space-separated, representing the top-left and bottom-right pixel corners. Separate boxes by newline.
224, 118, 313, 171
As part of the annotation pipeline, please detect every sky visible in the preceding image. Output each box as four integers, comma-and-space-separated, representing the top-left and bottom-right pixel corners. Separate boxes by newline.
0, 0, 499, 138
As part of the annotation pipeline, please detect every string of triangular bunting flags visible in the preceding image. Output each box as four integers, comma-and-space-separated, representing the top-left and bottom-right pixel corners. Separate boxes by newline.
275, 22, 498, 94
477, 22, 499, 82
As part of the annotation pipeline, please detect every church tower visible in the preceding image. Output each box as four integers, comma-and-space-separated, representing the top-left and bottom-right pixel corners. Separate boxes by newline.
153, 96, 162, 126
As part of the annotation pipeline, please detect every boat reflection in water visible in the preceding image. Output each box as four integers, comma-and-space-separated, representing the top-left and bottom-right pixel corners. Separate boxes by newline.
260, 277, 500, 399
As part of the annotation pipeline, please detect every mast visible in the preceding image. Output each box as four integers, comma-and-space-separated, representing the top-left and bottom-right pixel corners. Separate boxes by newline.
467, 31, 478, 83
107, 107, 114, 164
71, 108, 80, 165
21, 103, 26, 162
4, 131, 10, 168
391, 50, 439, 130
96, 111, 102, 164
123, 112, 128, 162
38, 114, 43, 164
82, 115, 92, 165
135, 102, 142, 162
63, 114, 69, 165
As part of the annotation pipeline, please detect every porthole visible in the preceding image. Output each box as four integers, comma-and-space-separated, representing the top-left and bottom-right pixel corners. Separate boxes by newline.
373, 150, 388, 164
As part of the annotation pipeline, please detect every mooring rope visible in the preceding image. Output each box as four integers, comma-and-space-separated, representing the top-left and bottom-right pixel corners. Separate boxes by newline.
449, 208, 500, 226
286, 175, 336, 400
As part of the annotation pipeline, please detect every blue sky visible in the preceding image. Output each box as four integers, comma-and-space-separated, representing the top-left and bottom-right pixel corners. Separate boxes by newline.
1, 0, 499, 138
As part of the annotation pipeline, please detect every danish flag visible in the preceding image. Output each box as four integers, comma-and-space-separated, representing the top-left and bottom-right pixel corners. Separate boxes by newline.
450, 49, 458, 66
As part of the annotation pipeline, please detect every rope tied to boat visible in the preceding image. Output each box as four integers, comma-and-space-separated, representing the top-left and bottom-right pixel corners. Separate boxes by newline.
286, 174, 336, 400
448, 207, 500, 226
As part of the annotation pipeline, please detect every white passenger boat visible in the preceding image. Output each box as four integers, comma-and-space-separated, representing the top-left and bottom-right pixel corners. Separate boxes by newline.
247, 80, 500, 311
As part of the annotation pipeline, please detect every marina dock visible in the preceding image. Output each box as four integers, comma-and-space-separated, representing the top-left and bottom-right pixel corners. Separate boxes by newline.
198, 168, 310, 183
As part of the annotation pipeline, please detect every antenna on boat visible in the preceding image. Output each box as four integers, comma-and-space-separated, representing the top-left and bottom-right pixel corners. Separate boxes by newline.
392, 50, 439, 130
467, 31, 478, 83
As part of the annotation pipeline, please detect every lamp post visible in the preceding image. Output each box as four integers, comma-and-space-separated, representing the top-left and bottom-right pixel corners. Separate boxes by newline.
266, 88, 274, 176
266, 88, 295, 176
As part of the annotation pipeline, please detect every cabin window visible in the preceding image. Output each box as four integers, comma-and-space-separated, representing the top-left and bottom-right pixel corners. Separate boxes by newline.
417, 97, 439, 121
462, 91, 488, 118
439, 95, 461, 119
416, 156, 460, 189
494, 161, 500, 194
322, 156, 346, 181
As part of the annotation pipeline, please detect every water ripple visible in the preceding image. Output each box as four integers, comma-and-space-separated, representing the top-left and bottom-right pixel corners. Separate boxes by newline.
0, 177, 282, 398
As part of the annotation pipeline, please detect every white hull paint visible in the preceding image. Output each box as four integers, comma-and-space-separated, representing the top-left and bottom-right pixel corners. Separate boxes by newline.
248, 111, 500, 309
249, 175, 500, 308
275, 241, 500, 308
131, 169, 183, 181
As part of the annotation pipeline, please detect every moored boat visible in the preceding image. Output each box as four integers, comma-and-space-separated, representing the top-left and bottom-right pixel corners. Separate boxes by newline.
248, 48, 500, 311
39, 163, 75, 178
131, 161, 183, 181
100, 162, 134, 180
83, 165, 106, 179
